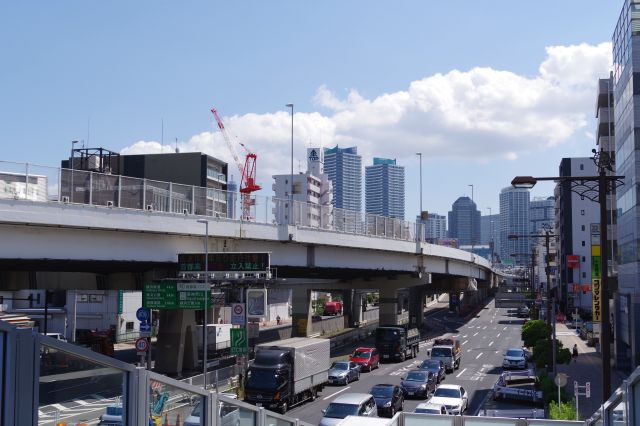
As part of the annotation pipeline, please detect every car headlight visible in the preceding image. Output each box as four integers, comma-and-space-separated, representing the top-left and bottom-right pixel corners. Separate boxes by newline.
384, 401, 392, 407
420, 384, 427, 389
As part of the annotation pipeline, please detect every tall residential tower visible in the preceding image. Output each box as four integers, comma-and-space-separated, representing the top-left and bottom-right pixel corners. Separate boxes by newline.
365, 158, 405, 219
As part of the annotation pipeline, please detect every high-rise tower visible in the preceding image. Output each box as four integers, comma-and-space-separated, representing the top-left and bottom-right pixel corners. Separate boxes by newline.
365, 158, 405, 219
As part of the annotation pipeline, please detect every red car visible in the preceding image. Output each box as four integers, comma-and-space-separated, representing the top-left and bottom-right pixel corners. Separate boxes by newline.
349, 347, 380, 372
324, 301, 343, 316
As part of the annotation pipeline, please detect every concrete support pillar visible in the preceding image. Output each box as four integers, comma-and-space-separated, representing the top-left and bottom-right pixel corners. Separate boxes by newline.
291, 287, 312, 337
154, 310, 198, 374
409, 287, 425, 328
342, 289, 354, 327
353, 292, 364, 326
379, 287, 399, 325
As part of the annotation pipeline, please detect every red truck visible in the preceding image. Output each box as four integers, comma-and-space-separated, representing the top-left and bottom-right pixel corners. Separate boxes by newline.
324, 301, 343, 316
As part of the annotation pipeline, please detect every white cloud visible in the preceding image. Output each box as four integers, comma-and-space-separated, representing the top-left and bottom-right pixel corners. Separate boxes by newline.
121, 42, 612, 188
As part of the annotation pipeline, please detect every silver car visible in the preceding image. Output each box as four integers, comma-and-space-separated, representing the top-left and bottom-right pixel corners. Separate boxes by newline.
328, 361, 360, 385
319, 393, 377, 426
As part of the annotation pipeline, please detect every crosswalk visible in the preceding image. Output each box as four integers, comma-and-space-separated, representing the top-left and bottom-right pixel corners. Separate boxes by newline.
38, 394, 118, 425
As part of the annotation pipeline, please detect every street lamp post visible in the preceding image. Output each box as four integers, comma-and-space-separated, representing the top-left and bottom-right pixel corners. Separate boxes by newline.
487, 207, 493, 263
510, 229, 556, 375
197, 219, 209, 389
468, 184, 474, 251
511, 151, 623, 399
286, 104, 294, 225
416, 153, 423, 214
417, 152, 423, 242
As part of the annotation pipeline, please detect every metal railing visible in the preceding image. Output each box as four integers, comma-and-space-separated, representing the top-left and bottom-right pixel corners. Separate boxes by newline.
0, 318, 314, 426
0, 159, 419, 242
585, 363, 640, 425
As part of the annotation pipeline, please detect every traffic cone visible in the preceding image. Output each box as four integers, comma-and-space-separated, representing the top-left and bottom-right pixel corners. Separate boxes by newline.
175, 414, 181, 426
163, 413, 169, 426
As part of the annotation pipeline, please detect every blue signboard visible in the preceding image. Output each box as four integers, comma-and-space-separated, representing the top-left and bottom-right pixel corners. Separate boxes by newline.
136, 307, 150, 323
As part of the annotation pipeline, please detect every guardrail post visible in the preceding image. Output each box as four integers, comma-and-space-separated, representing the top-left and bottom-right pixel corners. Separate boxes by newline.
117, 175, 122, 207
128, 367, 148, 425
25, 163, 29, 200
169, 182, 173, 213
257, 407, 266, 426
142, 179, 147, 208
89, 172, 93, 205
210, 391, 218, 426
192, 185, 196, 214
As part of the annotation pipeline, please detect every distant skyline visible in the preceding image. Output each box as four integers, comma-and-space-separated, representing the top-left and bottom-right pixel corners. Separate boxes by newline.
0, 1, 621, 216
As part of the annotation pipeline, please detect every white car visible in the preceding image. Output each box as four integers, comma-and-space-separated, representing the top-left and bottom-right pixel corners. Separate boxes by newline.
502, 348, 528, 370
428, 384, 468, 415
414, 402, 449, 415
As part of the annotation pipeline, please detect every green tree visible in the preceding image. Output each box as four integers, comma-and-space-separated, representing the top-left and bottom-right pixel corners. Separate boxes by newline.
522, 320, 549, 347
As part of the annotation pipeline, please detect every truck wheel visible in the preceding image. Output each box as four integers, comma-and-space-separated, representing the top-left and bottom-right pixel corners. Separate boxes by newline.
400, 352, 406, 362
311, 388, 318, 401
279, 402, 288, 414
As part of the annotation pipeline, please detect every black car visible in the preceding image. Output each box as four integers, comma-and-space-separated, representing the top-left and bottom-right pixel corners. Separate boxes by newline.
418, 359, 446, 383
370, 384, 404, 417
400, 370, 436, 399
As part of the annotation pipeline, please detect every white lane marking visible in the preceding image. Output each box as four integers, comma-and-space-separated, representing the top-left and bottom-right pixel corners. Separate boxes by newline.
462, 340, 468, 345
50, 403, 66, 411
475, 352, 483, 359
462, 335, 467, 338
503, 326, 507, 331
496, 333, 501, 338
473, 332, 479, 336
73, 399, 89, 406
467, 349, 471, 352
482, 326, 487, 330
456, 368, 467, 378
488, 341, 494, 347
470, 317, 477, 322
323, 386, 351, 400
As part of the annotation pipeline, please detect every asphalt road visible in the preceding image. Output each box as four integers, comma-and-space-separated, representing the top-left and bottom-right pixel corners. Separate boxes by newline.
287, 298, 527, 424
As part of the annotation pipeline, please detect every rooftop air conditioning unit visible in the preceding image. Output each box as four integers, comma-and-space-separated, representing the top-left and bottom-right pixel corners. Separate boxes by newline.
146, 204, 153, 211
106, 201, 114, 207
183, 209, 189, 215
62, 196, 70, 203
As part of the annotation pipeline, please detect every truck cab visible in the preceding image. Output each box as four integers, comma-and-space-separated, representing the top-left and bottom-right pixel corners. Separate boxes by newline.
245, 350, 291, 411
429, 338, 461, 373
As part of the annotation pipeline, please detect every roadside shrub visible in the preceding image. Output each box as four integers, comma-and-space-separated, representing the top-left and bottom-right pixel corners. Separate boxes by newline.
549, 400, 577, 420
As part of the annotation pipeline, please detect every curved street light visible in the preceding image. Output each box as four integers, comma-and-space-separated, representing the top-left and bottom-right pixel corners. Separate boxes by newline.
511, 149, 624, 400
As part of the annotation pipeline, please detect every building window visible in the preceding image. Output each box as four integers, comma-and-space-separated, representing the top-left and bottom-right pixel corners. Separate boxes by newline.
581, 225, 585, 231
126, 322, 134, 331
582, 256, 586, 262
581, 210, 585, 215
580, 164, 584, 170
582, 272, 586, 278
582, 241, 586, 246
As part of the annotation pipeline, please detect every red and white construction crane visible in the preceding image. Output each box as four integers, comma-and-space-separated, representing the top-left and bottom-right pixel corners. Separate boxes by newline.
211, 107, 262, 220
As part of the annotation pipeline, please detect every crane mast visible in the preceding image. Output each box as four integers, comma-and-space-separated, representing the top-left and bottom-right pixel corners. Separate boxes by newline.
211, 108, 261, 220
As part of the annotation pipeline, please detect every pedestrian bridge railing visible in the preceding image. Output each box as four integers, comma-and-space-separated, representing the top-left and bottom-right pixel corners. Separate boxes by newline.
0, 319, 313, 426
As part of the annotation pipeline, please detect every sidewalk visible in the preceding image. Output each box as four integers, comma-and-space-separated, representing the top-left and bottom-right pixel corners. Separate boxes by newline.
554, 322, 626, 420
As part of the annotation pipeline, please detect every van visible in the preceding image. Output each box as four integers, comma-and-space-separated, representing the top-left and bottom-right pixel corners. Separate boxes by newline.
45, 333, 67, 342
319, 393, 376, 426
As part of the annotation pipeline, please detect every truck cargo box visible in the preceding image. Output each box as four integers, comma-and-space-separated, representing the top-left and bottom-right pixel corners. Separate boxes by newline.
255, 337, 330, 382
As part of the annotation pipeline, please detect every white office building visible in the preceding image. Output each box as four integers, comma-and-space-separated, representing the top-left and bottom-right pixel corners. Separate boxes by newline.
272, 147, 333, 228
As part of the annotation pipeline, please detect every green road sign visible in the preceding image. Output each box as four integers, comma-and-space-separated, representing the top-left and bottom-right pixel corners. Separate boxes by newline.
231, 328, 247, 355
143, 282, 211, 310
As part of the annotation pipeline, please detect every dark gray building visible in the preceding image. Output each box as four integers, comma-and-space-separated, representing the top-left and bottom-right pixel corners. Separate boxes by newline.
448, 197, 481, 247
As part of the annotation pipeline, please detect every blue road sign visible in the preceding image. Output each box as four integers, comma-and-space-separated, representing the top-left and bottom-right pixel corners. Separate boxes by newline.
136, 307, 150, 322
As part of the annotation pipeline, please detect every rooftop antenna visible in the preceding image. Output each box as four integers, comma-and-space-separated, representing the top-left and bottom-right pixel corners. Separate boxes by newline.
175, 137, 179, 153
87, 117, 91, 146
161, 118, 164, 149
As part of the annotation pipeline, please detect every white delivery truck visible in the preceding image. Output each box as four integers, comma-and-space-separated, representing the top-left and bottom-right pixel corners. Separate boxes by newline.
245, 337, 330, 414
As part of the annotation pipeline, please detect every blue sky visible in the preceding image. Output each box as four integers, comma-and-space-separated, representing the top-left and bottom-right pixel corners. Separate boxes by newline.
0, 1, 622, 217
